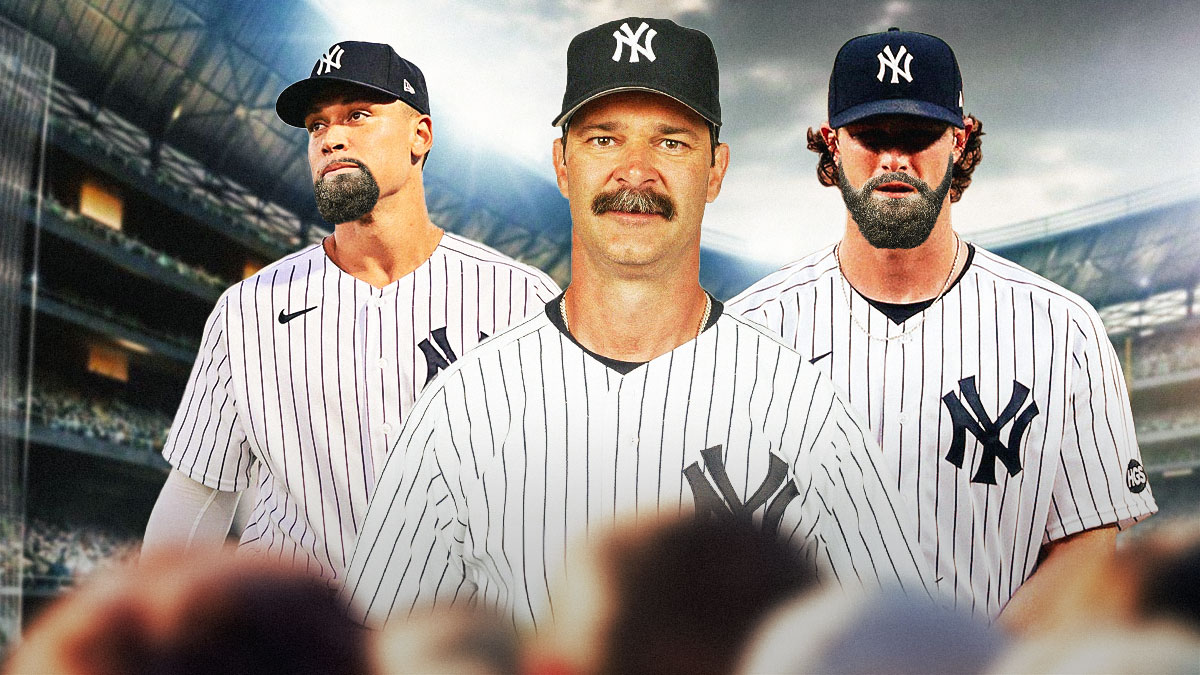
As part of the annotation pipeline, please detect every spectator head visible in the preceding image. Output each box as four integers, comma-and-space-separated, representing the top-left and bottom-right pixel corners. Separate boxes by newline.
371, 605, 519, 674
531, 514, 817, 675
739, 589, 1007, 674
5, 550, 369, 675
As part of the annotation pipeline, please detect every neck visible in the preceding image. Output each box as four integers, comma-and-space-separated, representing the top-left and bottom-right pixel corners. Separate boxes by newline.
836, 211, 963, 303
324, 181, 442, 289
564, 252, 708, 363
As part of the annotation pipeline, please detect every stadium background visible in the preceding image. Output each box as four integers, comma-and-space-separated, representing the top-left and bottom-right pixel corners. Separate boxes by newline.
0, 0, 1197, 650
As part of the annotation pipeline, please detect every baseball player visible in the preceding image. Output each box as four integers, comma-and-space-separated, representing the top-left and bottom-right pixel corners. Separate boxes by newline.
342, 18, 931, 631
728, 29, 1157, 629
140, 41, 560, 583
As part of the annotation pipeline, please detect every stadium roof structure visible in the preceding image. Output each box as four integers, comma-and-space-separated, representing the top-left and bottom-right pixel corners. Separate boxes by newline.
975, 175, 1200, 335
0, 0, 780, 298
1, 0, 578, 278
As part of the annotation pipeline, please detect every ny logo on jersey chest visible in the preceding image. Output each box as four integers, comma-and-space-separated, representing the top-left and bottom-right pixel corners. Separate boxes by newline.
941, 376, 1040, 485
418, 326, 488, 385
684, 445, 799, 537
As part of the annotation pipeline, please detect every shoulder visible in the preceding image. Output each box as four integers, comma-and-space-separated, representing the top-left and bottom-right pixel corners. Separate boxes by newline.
727, 246, 838, 315
713, 312, 820, 376
212, 243, 326, 311
435, 231, 561, 294
968, 244, 1109, 339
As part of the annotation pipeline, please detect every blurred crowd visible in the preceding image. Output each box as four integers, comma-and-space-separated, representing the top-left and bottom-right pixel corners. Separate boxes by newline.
20, 518, 139, 589
1138, 407, 1200, 437
4, 515, 1198, 675
46, 197, 229, 293
38, 286, 199, 353
11, 385, 171, 453
1125, 327, 1200, 380
52, 115, 304, 251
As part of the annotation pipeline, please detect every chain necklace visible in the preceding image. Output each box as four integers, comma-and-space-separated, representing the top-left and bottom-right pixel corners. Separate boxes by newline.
560, 291, 712, 340
834, 234, 961, 343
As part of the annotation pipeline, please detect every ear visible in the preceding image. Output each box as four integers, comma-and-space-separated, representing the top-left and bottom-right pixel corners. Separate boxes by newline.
819, 122, 839, 161
552, 137, 569, 198
706, 142, 731, 203
952, 116, 974, 161
411, 114, 433, 165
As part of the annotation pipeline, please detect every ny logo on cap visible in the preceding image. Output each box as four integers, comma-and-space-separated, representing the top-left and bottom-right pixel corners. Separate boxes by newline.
317, 44, 344, 75
612, 21, 657, 63
876, 44, 913, 84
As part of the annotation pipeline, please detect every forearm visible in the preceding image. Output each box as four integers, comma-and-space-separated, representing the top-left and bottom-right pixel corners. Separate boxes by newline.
141, 469, 241, 559
998, 525, 1117, 635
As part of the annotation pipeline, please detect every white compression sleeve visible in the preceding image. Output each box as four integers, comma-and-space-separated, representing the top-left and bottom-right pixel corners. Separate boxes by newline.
141, 469, 240, 558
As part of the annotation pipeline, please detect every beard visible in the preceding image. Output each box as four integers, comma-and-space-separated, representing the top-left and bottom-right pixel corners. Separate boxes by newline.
836, 157, 954, 249
591, 187, 676, 221
313, 159, 380, 225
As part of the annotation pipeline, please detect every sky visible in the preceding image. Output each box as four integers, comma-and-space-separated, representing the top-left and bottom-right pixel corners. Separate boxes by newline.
316, 0, 1200, 266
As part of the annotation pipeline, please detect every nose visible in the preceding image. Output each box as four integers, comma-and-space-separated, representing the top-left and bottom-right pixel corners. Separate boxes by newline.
321, 123, 350, 155
876, 146, 911, 174
613, 142, 659, 188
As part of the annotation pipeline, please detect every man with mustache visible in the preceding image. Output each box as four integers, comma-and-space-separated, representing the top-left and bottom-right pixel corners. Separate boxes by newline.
142, 41, 559, 583
342, 18, 930, 630
730, 29, 1156, 631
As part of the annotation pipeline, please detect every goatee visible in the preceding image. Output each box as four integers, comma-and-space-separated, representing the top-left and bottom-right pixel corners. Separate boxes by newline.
837, 157, 954, 249
313, 159, 380, 225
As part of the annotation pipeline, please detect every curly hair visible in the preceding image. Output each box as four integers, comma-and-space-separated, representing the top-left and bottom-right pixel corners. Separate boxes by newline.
807, 115, 984, 203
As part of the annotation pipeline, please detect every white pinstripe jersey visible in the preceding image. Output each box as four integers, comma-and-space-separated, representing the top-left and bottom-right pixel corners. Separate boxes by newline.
729, 243, 1158, 618
161, 232, 560, 582
342, 299, 933, 630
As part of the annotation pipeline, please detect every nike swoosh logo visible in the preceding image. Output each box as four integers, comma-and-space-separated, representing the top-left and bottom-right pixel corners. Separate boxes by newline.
809, 350, 833, 365
278, 306, 318, 324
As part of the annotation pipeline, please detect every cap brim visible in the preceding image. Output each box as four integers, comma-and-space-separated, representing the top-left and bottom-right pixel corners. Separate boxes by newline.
275, 77, 403, 128
552, 85, 720, 128
830, 99, 963, 129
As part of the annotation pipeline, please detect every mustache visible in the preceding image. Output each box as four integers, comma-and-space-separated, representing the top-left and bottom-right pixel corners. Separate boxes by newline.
591, 188, 676, 220
861, 171, 931, 194
317, 157, 369, 179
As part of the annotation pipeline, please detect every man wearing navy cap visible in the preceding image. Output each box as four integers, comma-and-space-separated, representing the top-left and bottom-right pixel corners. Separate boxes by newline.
343, 18, 930, 631
142, 41, 559, 583
731, 29, 1156, 631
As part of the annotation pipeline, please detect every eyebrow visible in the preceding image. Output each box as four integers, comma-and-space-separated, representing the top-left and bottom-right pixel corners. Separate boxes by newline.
655, 124, 698, 137
572, 122, 700, 137
573, 121, 621, 134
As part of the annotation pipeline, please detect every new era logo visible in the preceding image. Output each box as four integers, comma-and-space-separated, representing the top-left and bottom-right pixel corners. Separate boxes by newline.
876, 44, 913, 84
612, 21, 657, 63
403, 79, 416, 95
317, 44, 344, 75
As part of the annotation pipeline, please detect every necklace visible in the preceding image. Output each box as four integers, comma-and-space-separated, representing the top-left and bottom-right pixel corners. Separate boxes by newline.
560, 291, 712, 340
834, 233, 962, 342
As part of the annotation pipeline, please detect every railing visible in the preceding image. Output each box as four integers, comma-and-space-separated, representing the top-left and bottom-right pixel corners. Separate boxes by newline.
972, 173, 1200, 248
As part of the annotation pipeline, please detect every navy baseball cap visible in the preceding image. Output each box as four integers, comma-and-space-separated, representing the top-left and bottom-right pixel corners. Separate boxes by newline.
276, 41, 430, 128
553, 17, 720, 128
828, 28, 964, 129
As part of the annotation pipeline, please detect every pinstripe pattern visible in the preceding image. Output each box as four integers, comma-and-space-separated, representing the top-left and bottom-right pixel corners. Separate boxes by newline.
161, 232, 560, 583
728, 243, 1158, 618
342, 307, 931, 630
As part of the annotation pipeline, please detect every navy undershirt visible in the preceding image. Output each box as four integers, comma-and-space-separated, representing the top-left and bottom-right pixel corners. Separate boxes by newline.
546, 292, 724, 374
861, 244, 976, 324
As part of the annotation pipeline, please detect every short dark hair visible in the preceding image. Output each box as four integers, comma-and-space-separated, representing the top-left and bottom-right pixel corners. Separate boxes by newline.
808, 115, 984, 203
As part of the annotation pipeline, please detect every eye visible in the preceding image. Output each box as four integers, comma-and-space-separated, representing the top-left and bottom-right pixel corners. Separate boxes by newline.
349, 110, 369, 121
661, 138, 687, 151
588, 136, 615, 148
307, 121, 326, 133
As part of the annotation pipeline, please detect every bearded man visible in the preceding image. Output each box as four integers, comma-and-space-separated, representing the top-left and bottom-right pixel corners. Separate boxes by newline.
730, 29, 1156, 632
